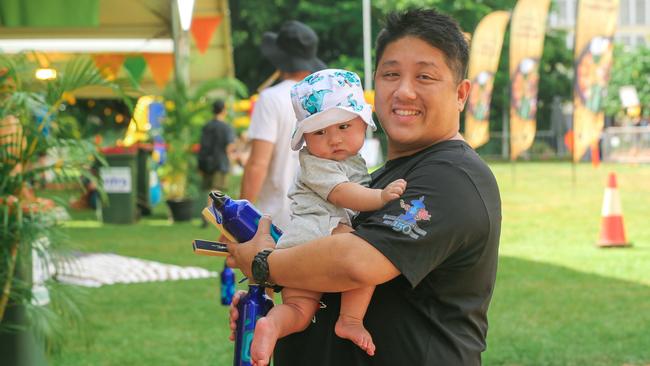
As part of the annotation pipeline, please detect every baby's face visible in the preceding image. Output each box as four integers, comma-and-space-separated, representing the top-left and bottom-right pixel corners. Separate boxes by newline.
304, 117, 367, 161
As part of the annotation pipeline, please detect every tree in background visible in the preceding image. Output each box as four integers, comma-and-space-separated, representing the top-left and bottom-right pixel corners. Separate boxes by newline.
229, 0, 522, 89
229, 0, 382, 91
604, 46, 650, 122
229, 0, 574, 156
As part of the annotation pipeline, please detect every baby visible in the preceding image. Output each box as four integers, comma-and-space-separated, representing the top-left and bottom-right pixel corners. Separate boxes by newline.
250, 69, 406, 365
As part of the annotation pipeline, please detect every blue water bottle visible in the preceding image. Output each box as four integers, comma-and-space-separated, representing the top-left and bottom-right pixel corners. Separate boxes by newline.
206, 191, 282, 366
207, 191, 283, 243
220, 263, 235, 305
233, 284, 275, 366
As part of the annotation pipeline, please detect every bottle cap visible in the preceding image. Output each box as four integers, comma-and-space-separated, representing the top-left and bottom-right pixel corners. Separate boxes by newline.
209, 190, 228, 209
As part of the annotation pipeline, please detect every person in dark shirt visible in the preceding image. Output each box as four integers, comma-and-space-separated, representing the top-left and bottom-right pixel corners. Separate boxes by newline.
198, 100, 235, 193
198, 100, 235, 227
226, 8, 502, 366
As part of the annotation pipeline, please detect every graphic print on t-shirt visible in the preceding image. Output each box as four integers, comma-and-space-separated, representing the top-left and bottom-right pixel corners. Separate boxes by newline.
381, 196, 431, 239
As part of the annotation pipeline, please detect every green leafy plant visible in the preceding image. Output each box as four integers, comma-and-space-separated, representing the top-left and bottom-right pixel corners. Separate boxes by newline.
604, 45, 650, 120
159, 77, 247, 201
0, 53, 129, 351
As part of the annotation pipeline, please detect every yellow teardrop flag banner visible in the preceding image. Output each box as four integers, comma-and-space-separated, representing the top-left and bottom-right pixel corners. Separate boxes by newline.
509, 0, 551, 160
573, 0, 619, 162
464, 11, 510, 149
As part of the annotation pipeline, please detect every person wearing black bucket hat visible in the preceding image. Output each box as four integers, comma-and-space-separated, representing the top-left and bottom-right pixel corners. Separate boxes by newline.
236, 20, 327, 233
261, 20, 327, 73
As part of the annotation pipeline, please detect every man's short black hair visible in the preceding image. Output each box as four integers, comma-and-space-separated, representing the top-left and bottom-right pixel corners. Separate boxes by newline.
212, 100, 225, 115
375, 8, 469, 82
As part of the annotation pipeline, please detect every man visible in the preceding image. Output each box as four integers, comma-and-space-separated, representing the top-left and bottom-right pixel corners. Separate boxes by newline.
239, 20, 326, 231
198, 100, 235, 196
227, 9, 502, 366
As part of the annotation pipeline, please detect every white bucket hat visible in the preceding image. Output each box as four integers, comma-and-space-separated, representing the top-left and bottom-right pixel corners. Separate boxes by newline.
290, 69, 376, 151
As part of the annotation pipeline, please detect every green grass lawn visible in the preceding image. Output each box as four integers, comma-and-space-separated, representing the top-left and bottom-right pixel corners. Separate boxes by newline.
48, 162, 650, 365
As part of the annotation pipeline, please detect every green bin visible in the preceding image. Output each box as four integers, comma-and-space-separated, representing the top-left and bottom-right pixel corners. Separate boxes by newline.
100, 146, 138, 224
136, 144, 153, 216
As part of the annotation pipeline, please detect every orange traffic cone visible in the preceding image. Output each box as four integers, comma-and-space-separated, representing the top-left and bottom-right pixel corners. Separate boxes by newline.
597, 172, 631, 248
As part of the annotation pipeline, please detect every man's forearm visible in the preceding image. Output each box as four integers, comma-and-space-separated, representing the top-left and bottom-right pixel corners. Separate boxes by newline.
267, 233, 400, 292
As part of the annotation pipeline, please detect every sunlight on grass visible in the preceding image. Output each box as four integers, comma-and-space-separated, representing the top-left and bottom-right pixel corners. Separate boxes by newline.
63, 219, 173, 228
63, 220, 103, 228
141, 219, 173, 227
491, 162, 650, 287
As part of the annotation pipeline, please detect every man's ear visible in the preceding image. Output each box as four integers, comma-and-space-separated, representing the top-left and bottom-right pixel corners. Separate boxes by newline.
457, 79, 471, 112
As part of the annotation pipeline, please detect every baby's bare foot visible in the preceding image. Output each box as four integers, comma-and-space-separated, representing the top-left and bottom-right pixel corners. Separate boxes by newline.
250, 317, 278, 366
335, 314, 376, 356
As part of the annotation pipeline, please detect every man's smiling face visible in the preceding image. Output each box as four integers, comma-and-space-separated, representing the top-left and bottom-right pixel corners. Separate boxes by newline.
374, 36, 470, 159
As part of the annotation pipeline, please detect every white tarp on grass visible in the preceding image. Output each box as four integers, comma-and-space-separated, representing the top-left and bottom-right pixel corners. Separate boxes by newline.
54, 253, 218, 287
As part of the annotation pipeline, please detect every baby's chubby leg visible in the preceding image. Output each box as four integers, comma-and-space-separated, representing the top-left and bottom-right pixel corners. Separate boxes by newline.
251, 288, 321, 366
335, 286, 376, 356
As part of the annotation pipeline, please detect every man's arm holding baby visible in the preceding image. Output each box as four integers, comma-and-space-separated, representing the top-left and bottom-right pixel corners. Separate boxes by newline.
227, 217, 400, 292
328, 179, 406, 212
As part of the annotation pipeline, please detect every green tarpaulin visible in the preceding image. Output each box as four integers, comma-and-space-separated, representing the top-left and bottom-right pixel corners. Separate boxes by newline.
0, 0, 99, 27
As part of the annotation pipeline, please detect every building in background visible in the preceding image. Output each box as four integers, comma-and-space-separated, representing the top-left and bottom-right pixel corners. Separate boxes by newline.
550, 0, 649, 48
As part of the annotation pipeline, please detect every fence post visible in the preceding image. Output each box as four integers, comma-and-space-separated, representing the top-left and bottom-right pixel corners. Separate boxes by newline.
501, 88, 509, 159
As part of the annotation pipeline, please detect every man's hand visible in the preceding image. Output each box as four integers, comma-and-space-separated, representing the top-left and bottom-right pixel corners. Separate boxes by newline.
228, 291, 247, 341
218, 233, 235, 244
226, 216, 277, 278
381, 179, 407, 204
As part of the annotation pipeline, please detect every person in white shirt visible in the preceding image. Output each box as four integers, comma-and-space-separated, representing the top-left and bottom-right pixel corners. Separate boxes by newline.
239, 20, 326, 231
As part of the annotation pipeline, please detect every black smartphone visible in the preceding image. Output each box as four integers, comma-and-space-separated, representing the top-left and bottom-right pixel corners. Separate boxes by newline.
192, 239, 229, 257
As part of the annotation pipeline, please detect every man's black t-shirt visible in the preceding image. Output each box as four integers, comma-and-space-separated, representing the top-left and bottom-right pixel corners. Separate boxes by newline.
274, 140, 501, 366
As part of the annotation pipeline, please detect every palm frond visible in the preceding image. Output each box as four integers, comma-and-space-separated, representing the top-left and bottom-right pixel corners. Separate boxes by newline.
45, 57, 108, 106
192, 77, 249, 100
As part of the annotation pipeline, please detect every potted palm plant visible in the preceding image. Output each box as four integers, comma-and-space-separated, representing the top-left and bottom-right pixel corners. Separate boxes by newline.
160, 78, 247, 222
0, 53, 129, 361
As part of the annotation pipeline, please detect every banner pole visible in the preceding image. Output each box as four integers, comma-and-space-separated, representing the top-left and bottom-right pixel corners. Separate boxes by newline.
362, 0, 372, 139
502, 87, 509, 160
505, 85, 516, 186
509, 127, 516, 187
571, 0, 579, 190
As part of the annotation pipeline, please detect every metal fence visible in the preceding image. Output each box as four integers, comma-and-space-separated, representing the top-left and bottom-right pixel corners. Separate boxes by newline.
475, 130, 570, 160
474, 126, 650, 163
602, 126, 650, 163
473, 97, 574, 160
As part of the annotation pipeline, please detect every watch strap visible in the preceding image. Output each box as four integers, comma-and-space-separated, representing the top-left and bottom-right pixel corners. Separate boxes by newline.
253, 248, 279, 290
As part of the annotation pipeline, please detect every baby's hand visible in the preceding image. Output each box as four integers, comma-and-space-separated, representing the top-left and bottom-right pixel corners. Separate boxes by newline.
381, 179, 406, 204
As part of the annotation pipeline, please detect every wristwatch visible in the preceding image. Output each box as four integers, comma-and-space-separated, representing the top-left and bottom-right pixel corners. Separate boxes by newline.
252, 248, 283, 292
